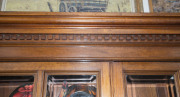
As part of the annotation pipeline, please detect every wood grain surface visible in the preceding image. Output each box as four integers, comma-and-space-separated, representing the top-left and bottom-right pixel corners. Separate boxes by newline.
0, 12, 180, 97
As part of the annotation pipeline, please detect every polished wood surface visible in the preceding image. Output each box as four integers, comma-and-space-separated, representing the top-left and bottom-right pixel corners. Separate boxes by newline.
0, 12, 179, 62
0, 12, 180, 28
0, 46, 180, 62
0, 12, 180, 97
110, 62, 125, 97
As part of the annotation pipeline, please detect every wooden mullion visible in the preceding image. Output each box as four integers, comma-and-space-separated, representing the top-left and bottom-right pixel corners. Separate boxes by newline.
174, 71, 180, 97
100, 63, 111, 97
33, 73, 38, 97
43, 72, 48, 97
111, 62, 125, 97
35, 70, 44, 97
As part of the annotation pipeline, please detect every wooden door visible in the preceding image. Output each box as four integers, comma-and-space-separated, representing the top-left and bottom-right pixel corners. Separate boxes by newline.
0, 62, 111, 97
111, 62, 180, 97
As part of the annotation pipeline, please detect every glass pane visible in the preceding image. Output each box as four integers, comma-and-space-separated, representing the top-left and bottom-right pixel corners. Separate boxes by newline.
152, 0, 180, 13
46, 75, 97, 97
126, 75, 177, 97
1, 0, 136, 12
0, 76, 34, 97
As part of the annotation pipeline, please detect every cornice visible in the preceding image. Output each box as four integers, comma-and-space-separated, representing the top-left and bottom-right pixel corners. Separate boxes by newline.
0, 12, 180, 45
0, 12, 180, 61
0, 12, 180, 26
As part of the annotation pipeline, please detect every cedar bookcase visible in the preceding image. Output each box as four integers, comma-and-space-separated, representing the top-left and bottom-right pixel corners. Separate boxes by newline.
0, 12, 180, 97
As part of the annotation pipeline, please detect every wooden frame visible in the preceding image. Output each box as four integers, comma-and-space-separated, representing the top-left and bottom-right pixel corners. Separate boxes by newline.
0, 62, 111, 97
111, 62, 180, 97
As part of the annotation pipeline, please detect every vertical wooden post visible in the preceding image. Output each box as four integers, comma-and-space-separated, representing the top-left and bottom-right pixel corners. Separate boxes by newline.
175, 71, 180, 97
101, 62, 111, 97
36, 71, 44, 97
110, 62, 125, 97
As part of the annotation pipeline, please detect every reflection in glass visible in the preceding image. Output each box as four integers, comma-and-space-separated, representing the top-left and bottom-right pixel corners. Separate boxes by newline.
126, 75, 177, 97
46, 75, 97, 97
0, 76, 34, 97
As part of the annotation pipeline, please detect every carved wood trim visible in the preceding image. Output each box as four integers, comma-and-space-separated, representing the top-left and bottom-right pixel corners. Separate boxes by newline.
0, 34, 180, 44
0, 12, 180, 61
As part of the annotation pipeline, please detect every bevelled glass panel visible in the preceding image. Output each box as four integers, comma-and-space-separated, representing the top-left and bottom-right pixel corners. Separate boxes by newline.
0, 76, 34, 97
126, 75, 177, 97
46, 75, 97, 97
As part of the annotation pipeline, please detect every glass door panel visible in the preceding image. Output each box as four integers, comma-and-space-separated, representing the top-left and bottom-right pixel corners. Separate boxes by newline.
0, 75, 34, 97
46, 74, 97, 97
126, 75, 177, 97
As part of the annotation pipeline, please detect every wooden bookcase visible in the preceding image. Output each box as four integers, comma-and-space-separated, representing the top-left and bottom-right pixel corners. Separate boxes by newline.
0, 12, 180, 97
